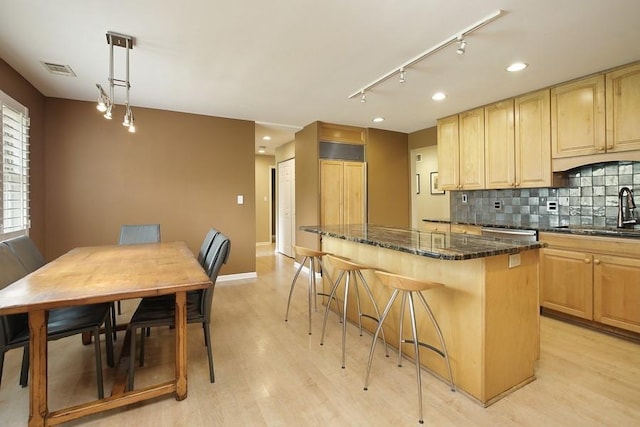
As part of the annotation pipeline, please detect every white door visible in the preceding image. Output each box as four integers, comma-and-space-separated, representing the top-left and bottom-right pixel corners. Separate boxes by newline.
278, 158, 295, 257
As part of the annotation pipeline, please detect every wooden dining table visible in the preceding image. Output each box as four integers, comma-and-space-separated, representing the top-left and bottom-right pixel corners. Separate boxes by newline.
0, 241, 212, 427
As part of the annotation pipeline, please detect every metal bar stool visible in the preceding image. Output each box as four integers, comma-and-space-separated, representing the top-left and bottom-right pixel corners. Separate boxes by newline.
364, 270, 455, 424
320, 255, 389, 368
285, 246, 340, 335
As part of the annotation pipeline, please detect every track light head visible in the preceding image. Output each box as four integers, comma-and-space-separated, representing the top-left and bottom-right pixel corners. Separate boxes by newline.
399, 68, 406, 84
103, 104, 113, 120
456, 38, 467, 55
96, 84, 109, 112
360, 91, 367, 103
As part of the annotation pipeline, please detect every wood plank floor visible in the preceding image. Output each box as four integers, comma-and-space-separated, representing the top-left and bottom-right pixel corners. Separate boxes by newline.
1, 244, 639, 426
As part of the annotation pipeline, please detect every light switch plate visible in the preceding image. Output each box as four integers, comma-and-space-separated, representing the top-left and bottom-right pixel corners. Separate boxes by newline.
237, 195, 244, 205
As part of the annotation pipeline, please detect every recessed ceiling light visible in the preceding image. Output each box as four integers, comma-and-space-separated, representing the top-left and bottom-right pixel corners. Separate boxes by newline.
258, 146, 266, 154
372, 117, 385, 123
262, 136, 271, 141
432, 92, 447, 101
507, 62, 528, 72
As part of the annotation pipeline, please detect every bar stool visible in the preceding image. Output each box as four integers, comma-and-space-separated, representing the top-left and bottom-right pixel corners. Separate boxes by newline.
285, 246, 339, 335
364, 270, 455, 424
320, 255, 388, 368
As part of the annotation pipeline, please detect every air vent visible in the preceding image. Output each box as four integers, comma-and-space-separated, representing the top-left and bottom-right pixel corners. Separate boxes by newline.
41, 62, 76, 77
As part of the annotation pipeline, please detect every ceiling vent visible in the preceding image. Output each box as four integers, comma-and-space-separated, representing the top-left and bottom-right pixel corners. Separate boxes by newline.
41, 61, 76, 77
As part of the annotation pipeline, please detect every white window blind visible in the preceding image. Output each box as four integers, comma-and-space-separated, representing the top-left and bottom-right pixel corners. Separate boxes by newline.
1, 90, 30, 239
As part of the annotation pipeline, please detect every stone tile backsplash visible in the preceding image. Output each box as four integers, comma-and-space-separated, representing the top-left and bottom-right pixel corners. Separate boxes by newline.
450, 161, 640, 228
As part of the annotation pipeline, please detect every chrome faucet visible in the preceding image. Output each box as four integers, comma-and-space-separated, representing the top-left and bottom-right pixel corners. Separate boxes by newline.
617, 187, 637, 228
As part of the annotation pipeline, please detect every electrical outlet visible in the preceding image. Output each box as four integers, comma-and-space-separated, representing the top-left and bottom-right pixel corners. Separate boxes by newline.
547, 201, 558, 212
493, 200, 502, 210
462, 193, 468, 204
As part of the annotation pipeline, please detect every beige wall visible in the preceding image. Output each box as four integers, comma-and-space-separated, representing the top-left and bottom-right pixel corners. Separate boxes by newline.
255, 154, 275, 244
0, 59, 46, 253
44, 98, 256, 275
408, 126, 451, 224
367, 128, 410, 227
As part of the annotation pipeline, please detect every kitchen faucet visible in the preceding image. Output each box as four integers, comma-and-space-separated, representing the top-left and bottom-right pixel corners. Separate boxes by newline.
617, 187, 637, 228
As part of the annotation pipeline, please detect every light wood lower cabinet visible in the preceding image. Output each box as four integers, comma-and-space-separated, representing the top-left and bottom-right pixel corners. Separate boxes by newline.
539, 232, 640, 334
540, 247, 593, 319
420, 221, 450, 232
594, 254, 640, 333
450, 224, 482, 235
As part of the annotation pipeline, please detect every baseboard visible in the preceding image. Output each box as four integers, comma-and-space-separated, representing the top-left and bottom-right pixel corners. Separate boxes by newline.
217, 272, 258, 283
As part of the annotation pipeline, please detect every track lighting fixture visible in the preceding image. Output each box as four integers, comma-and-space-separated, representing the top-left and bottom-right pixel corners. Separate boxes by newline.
456, 38, 467, 55
95, 31, 136, 133
348, 9, 504, 100
360, 91, 367, 103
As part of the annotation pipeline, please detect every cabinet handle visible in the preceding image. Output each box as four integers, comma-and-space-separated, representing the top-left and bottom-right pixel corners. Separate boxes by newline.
607, 145, 614, 150
597, 147, 605, 152
594, 259, 601, 265
515, 182, 520, 187
584, 258, 591, 264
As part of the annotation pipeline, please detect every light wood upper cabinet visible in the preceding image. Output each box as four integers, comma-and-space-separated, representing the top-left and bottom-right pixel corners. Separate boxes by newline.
459, 107, 485, 190
436, 115, 459, 190
515, 90, 552, 188
485, 100, 515, 189
551, 74, 606, 158
606, 63, 640, 153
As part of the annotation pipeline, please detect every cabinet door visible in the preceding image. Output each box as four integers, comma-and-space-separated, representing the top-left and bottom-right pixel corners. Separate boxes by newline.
540, 248, 593, 319
515, 89, 552, 188
606, 63, 640, 153
320, 160, 344, 226
593, 254, 640, 333
343, 161, 366, 225
437, 115, 459, 190
551, 75, 606, 158
485, 100, 515, 189
459, 107, 485, 189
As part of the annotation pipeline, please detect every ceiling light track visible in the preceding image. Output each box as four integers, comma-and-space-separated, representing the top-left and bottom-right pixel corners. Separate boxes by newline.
96, 31, 136, 133
348, 9, 505, 100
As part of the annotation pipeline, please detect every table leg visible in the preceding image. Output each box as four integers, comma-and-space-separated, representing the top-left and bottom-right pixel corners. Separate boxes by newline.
28, 309, 48, 427
175, 291, 187, 400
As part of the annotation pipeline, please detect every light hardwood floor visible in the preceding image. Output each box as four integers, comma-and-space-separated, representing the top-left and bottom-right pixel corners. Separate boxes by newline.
1, 245, 639, 426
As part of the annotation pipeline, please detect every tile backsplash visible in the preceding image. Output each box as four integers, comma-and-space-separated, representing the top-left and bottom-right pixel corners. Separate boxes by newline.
450, 161, 640, 228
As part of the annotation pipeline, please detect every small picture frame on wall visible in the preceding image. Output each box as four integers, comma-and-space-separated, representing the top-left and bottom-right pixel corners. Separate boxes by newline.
430, 172, 445, 195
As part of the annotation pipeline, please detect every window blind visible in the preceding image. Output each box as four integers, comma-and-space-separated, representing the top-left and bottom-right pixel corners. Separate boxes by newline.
1, 90, 30, 239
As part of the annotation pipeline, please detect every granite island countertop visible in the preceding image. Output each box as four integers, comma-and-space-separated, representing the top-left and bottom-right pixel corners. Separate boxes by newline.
301, 224, 543, 261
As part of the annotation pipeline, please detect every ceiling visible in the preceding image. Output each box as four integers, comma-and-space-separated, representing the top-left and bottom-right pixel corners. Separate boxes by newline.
2, 1, 640, 155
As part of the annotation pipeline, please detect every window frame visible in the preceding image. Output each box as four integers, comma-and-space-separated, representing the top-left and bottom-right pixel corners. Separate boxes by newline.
1, 90, 30, 241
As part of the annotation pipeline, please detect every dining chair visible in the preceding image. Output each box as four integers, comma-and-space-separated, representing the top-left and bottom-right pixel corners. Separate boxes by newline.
126, 232, 230, 391
115, 224, 161, 319
0, 242, 115, 398
3, 235, 46, 273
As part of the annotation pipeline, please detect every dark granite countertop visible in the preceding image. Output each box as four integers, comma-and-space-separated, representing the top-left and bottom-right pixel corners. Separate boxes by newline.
422, 218, 640, 240
301, 224, 543, 261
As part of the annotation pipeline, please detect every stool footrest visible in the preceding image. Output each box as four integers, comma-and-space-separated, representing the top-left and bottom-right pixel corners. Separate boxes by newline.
401, 339, 446, 359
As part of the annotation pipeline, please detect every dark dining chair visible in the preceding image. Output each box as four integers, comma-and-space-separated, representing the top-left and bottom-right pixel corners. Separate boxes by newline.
0, 242, 114, 398
114, 224, 161, 320
127, 232, 230, 390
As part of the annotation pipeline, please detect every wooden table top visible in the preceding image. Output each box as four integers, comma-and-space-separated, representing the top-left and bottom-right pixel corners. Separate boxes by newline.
0, 241, 212, 315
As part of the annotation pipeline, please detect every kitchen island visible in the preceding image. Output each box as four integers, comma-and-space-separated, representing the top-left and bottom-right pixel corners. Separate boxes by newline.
302, 224, 543, 406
